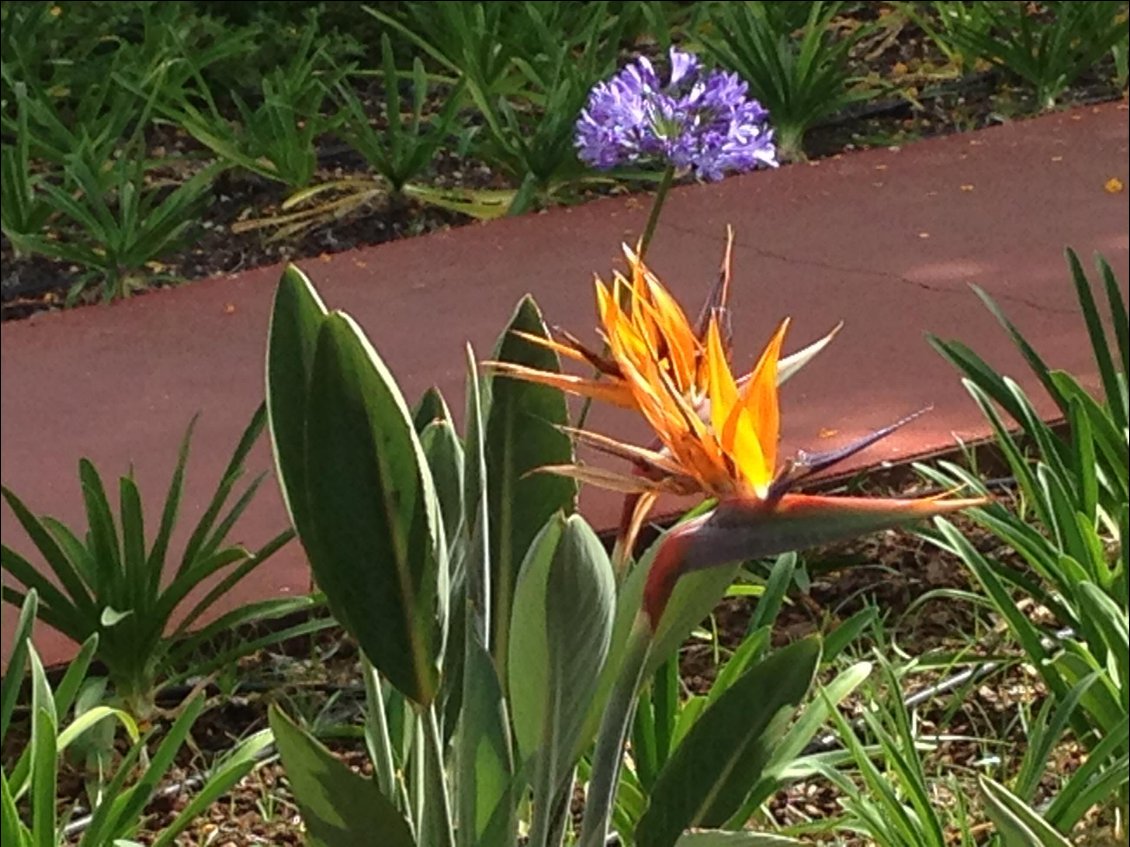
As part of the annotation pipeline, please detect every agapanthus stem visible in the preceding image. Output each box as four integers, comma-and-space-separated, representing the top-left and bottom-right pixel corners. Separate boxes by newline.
575, 385, 599, 429
575, 165, 676, 431
638, 165, 676, 262
578, 612, 653, 847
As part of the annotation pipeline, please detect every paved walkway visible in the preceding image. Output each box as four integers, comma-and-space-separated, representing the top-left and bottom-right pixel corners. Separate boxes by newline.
2, 101, 1127, 666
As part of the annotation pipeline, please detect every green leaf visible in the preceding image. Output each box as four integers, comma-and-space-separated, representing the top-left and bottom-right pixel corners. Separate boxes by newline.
979, 776, 1072, 847
146, 416, 195, 580
87, 698, 205, 841
302, 312, 447, 705
651, 564, 745, 675
462, 344, 491, 577
507, 516, 562, 763
1050, 372, 1128, 500
969, 284, 1063, 414
48, 634, 98, 723
1013, 673, 1100, 803
745, 552, 796, 635
737, 661, 872, 818
484, 296, 575, 681
150, 730, 274, 847
171, 529, 296, 640
266, 264, 329, 538
509, 514, 615, 847
1, 486, 97, 619
457, 634, 515, 847
1097, 254, 1128, 384
100, 606, 133, 627
927, 337, 1028, 426
270, 705, 416, 847
413, 386, 452, 433
636, 638, 822, 847
822, 608, 878, 665
118, 476, 146, 608
57, 705, 138, 751
1065, 249, 1124, 430
78, 458, 123, 590
1, 590, 38, 744
580, 512, 737, 760
1043, 715, 1129, 828
403, 184, 517, 220
444, 346, 491, 746
30, 705, 56, 847
1, 769, 26, 846
178, 403, 269, 571
420, 418, 465, 548
1075, 582, 1129, 689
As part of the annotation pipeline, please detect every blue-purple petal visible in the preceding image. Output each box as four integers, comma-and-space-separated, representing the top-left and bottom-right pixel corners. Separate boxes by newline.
575, 48, 778, 179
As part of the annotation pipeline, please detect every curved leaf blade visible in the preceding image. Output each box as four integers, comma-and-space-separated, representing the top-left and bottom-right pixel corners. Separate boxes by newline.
302, 313, 447, 705
636, 638, 822, 847
266, 264, 329, 537
270, 705, 416, 847
484, 296, 575, 678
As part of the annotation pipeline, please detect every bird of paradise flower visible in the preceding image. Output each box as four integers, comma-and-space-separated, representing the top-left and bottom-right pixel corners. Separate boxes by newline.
486, 229, 984, 627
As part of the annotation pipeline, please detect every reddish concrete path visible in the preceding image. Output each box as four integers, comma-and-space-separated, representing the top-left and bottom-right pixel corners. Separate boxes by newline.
2, 102, 1127, 667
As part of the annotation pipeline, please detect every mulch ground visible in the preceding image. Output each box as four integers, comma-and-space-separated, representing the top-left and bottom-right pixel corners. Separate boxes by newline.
7, 462, 1116, 846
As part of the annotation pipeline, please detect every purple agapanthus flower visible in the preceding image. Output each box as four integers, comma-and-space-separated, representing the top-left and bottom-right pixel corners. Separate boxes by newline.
576, 48, 777, 181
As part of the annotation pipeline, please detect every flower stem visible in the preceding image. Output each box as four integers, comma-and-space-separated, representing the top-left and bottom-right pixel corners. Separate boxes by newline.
638, 165, 676, 262
575, 166, 675, 430
575, 390, 598, 430
578, 612, 653, 847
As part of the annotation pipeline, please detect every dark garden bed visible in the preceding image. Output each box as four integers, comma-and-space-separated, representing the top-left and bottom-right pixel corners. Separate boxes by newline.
2, 1, 1125, 321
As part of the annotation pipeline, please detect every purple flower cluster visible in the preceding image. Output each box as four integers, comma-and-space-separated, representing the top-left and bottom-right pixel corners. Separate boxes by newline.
575, 48, 777, 181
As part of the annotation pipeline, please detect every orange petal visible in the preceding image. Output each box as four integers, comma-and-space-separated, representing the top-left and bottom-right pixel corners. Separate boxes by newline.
643, 277, 697, 389
740, 318, 790, 478
614, 489, 660, 572
509, 330, 593, 366
483, 362, 636, 408
706, 317, 739, 438
725, 404, 772, 496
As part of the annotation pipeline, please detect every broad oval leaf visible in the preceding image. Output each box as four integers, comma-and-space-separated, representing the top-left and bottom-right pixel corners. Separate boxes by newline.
508, 513, 615, 776
507, 518, 562, 763
267, 265, 329, 537
302, 313, 447, 705
484, 296, 575, 678
636, 638, 822, 847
